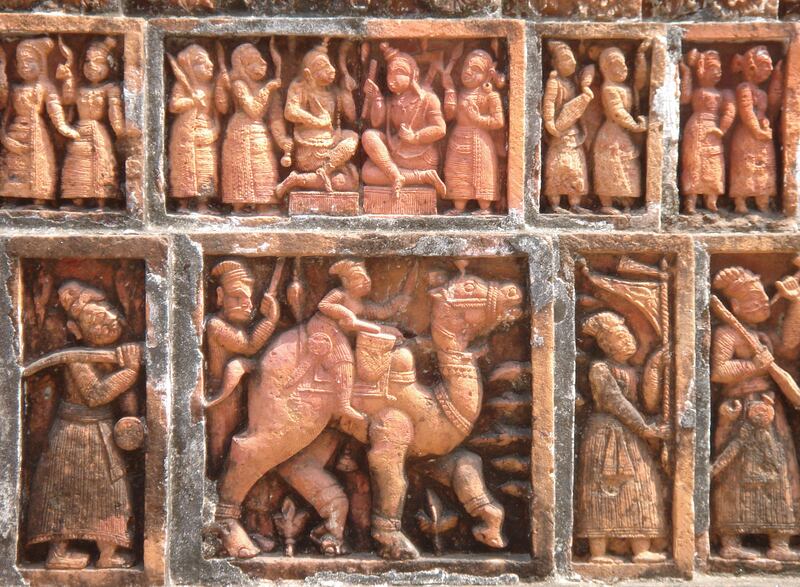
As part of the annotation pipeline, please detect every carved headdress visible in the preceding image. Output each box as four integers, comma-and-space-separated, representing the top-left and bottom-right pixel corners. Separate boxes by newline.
17, 37, 54, 79
330, 258, 368, 281
231, 43, 265, 83
712, 266, 762, 300
301, 39, 331, 71
58, 280, 107, 318
731, 45, 772, 80
212, 259, 254, 290
176, 43, 210, 86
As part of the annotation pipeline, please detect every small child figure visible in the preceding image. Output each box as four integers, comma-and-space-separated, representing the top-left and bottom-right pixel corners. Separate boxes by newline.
308, 258, 410, 420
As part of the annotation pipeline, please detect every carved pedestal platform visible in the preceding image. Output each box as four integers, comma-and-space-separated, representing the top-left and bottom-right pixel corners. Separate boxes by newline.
363, 186, 438, 215
288, 191, 360, 216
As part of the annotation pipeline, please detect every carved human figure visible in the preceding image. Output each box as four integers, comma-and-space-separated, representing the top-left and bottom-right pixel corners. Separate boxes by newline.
220, 43, 292, 214
168, 44, 228, 213
711, 266, 800, 561
24, 281, 142, 569
679, 49, 735, 215
576, 311, 668, 564
212, 259, 521, 561
440, 49, 504, 216
361, 43, 447, 197
592, 47, 647, 215
205, 259, 280, 476
307, 258, 411, 421
57, 37, 126, 210
276, 42, 359, 198
0, 38, 79, 207
728, 46, 783, 214
542, 41, 594, 214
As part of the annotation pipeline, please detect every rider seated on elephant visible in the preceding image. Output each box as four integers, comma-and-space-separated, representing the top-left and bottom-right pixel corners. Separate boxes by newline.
307, 258, 411, 422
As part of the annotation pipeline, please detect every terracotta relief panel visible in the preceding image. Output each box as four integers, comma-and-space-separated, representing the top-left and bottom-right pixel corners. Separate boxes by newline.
18, 258, 147, 571
679, 43, 786, 221
158, 22, 525, 221
537, 27, 666, 229
561, 241, 696, 581
707, 252, 800, 569
197, 254, 534, 573
0, 18, 145, 222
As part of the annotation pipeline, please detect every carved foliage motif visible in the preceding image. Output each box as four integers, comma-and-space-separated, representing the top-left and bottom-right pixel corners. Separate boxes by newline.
542, 40, 651, 216
574, 255, 675, 564
201, 255, 531, 561
165, 37, 509, 217
19, 259, 146, 569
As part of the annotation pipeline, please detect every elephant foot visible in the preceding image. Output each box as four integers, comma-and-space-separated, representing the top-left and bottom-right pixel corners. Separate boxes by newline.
472, 502, 508, 549
215, 518, 260, 559
372, 517, 419, 560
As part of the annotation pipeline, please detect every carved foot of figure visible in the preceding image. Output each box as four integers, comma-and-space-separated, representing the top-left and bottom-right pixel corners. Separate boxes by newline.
251, 534, 278, 553
599, 206, 622, 216
276, 172, 298, 199
589, 554, 625, 564
372, 517, 419, 560
420, 170, 446, 197
631, 550, 667, 564
96, 545, 136, 569
733, 200, 749, 214
471, 502, 508, 549
767, 538, 800, 562
316, 167, 334, 192
338, 404, 367, 422
472, 208, 492, 216
719, 543, 760, 560
551, 205, 571, 214
570, 205, 593, 215
215, 517, 260, 559
45, 542, 90, 570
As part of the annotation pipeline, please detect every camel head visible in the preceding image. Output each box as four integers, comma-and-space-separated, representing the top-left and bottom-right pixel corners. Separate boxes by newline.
428, 265, 524, 353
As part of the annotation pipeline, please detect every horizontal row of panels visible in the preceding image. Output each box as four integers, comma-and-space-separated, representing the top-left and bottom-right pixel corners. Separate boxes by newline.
0, 0, 799, 21
0, 17, 798, 232
3, 233, 800, 585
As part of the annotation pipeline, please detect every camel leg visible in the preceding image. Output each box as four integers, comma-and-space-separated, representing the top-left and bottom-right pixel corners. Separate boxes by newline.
425, 449, 507, 549
367, 408, 419, 560
277, 430, 349, 556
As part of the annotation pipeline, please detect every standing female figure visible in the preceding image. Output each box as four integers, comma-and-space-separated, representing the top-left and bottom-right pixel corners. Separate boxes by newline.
592, 47, 647, 215
542, 41, 594, 215
59, 37, 126, 210
168, 44, 228, 213
221, 43, 292, 215
442, 49, 505, 216
729, 45, 783, 214
679, 49, 735, 214
0, 38, 78, 207
576, 311, 668, 564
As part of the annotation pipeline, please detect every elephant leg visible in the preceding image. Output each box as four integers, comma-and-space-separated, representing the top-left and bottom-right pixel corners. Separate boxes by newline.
215, 400, 330, 559
277, 430, 349, 556
426, 449, 507, 549
367, 408, 419, 560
